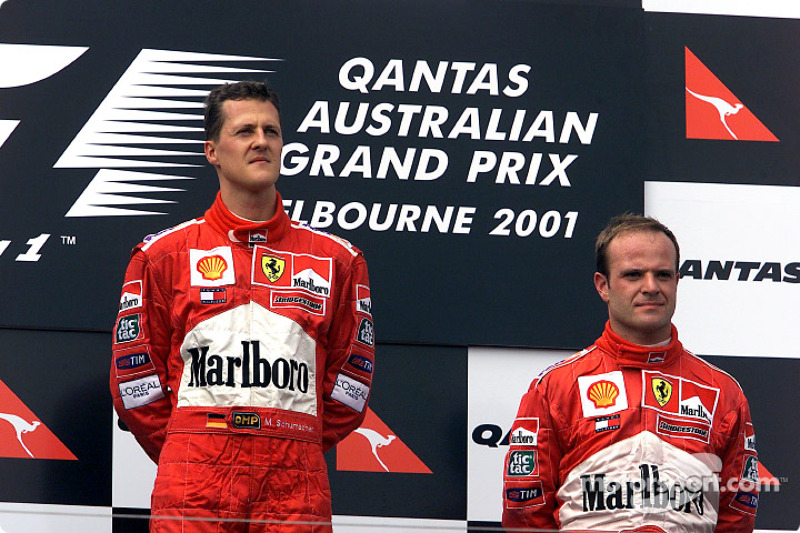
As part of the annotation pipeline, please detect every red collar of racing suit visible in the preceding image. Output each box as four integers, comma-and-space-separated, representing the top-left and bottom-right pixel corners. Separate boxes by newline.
203, 191, 291, 245
595, 321, 683, 369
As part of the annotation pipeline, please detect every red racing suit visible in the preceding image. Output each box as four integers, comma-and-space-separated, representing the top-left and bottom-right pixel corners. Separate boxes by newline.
110, 192, 375, 532
503, 322, 758, 533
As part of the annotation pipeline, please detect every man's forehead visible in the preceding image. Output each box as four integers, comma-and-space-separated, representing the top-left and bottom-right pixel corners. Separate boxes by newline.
607, 230, 676, 264
221, 99, 280, 124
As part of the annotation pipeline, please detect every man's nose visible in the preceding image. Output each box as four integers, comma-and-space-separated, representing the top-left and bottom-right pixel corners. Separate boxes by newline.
642, 273, 659, 292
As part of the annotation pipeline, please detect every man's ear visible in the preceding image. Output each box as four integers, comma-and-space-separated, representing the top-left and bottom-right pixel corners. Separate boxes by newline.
594, 272, 610, 303
204, 140, 218, 167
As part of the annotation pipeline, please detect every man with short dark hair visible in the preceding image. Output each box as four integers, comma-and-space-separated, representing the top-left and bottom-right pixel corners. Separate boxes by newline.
111, 80, 375, 532
502, 213, 758, 533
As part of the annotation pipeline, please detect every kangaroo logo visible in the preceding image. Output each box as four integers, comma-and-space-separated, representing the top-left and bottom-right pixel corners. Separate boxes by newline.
685, 88, 743, 140
684, 46, 778, 142
0, 412, 41, 458
354, 428, 396, 471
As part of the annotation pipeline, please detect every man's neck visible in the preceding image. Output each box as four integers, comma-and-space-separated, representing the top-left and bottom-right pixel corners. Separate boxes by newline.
219, 187, 277, 222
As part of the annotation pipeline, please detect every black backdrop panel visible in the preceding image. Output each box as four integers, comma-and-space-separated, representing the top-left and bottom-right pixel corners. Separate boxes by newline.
327, 344, 468, 520
0, 1, 643, 347
0, 328, 111, 506
706, 355, 800, 531
644, 13, 800, 187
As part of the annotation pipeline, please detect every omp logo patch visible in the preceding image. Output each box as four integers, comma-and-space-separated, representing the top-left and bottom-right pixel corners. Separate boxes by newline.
0, 378, 77, 460
55, 49, 281, 217
336, 408, 432, 474
685, 47, 778, 142
232, 412, 261, 429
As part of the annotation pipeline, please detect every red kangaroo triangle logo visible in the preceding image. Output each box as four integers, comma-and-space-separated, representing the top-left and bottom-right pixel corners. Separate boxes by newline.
337, 408, 432, 474
0, 379, 77, 460
685, 47, 778, 142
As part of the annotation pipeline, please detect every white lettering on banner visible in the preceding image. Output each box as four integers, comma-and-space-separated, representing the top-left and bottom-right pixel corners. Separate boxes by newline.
283, 199, 580, 239
297, 102, 597, 145
282, 55, 604, 242
338, 57, 532, 96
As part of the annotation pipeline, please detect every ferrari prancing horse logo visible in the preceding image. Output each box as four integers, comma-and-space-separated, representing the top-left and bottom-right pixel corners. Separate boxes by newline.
652, 378, 673, 407
261, 255, 285, 282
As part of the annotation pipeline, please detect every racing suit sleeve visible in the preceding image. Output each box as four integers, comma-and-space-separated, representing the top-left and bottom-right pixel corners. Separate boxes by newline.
502, 378, 562, 532
109, 248, 173, 464
321, 252, 375, 452
714, 395, 758, 533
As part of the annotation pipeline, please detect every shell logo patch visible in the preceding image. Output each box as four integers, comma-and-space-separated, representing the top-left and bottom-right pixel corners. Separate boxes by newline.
578, 371, 628, 417
190, 247, 235, 287
197, 255, 227, 281
586, 380, 619, 408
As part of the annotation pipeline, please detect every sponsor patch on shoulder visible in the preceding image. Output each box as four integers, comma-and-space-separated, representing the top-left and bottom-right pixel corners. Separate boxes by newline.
114, 345, 155, 378
356, 318, 375, 347
115, 313, 142, 344
730, 491, 758, 516
119, 280, 143, 313
346, 351, 374, 375
331, 373, 370, 412
508, 417, 538, 447
119, 374, 164, 410
356, 284, 372, 316
505, 480, 545, 509
506, 450, 538, 477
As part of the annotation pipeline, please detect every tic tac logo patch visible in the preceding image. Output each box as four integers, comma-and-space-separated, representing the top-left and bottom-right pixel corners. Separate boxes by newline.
578, 371, 628, 417
507, 450, 538, 477
115, 314, 142, 344
190, 247, 235, 287
356, 318, 375, 347
119, 280, 143, 312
